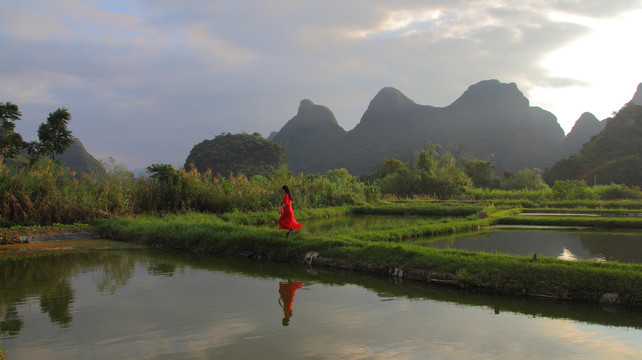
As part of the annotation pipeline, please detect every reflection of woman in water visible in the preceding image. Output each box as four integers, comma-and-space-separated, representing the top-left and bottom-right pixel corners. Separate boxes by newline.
279, 185, 303, 236
278, 280, 303, 326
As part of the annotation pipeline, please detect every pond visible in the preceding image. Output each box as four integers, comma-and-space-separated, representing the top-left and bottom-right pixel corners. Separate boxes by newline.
299, 214, 642, 263
410, 228, 642, 263
2, 241, 642, 359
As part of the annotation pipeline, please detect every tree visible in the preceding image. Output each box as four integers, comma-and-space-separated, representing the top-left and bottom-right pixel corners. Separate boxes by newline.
0, 101, 25, 160
416, 143, 439, 176
460, 156, 501, 189
368, 144, 472, 198
551, 179, 595, 200
373, 158, 406, 178
503, 168, 548, 190
37, 107, 74, 161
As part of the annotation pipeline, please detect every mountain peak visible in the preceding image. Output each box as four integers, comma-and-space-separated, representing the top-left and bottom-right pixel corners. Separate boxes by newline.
574, 112, 599, 125
567, 112, 602, 139
285, 99, 340, 127
368, 87, 416, 111
450, 79, 529, 109
298, 99, 315, 111
271, 99, 346, 150
562, 112, 605, 156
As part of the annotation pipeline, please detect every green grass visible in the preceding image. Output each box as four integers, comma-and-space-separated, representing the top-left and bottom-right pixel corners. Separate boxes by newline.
351, 200, 483, 216
90, 204, 642, 306
498, 215, 642, 229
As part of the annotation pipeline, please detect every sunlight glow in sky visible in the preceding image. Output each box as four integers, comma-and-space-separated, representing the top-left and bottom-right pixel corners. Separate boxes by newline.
531, 9, 642, 131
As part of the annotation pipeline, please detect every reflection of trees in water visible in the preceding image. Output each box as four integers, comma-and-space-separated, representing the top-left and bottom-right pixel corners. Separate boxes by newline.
96, 255, 136, 294
147, 261, 177, 277
1, 304, 23, 336
39, 280, 74, 327
0, 252, 182, 338
0, 252, 136, 337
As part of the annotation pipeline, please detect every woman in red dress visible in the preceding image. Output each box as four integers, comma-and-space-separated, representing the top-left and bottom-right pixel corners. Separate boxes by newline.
279, 185, 302, 236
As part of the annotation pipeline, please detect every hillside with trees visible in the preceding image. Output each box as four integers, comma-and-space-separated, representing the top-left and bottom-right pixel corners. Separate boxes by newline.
544, 102, 642, 187
184, 132, 286, 177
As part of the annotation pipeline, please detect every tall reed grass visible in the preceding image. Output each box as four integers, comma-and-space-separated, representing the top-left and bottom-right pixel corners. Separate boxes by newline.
0, 162, 378, 227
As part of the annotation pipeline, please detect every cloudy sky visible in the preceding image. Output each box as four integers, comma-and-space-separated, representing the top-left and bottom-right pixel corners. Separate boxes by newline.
1, 0, 641, 170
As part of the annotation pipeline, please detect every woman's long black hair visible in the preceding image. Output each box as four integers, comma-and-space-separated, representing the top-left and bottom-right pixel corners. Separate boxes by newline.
282, 185, 293, 200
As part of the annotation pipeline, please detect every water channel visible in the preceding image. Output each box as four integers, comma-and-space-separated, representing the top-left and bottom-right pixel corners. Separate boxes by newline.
2, 238, 642, 360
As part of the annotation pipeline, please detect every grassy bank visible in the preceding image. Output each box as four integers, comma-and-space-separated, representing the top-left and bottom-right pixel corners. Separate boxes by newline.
90, 206, 642, 306
0, 223, 90, 244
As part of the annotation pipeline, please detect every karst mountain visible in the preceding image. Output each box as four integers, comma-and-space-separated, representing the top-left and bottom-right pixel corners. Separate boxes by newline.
270, 79, 608, 175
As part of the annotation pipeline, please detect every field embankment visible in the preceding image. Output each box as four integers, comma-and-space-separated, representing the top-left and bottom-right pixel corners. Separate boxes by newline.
90, 202, 642, 307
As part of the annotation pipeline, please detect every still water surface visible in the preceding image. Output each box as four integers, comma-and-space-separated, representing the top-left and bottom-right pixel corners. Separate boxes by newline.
1, 240, 642, 359
301, 215, 642, 263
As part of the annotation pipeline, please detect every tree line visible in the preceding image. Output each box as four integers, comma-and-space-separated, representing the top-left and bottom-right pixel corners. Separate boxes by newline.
360, 142, 549, 198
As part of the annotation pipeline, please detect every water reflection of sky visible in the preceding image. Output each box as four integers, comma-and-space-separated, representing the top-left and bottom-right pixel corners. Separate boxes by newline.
3, 252, 642, 359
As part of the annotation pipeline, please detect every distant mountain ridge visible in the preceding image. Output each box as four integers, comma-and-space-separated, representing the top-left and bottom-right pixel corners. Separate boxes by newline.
271, 79, 595, 175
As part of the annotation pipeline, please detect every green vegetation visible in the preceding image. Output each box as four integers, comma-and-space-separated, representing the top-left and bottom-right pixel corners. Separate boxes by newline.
0, 101, 24, 161
544, 102, 642, 187
184, 132, 286, 177
466, 182, 642, 202
1, 102, 74, 168
32, 107, 74, 162
361, 144, 472, 198
90, 204, 642, 306
0, 160, 375, 227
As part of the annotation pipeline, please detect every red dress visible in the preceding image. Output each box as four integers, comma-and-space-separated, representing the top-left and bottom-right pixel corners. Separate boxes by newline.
279, 195, 303, 230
